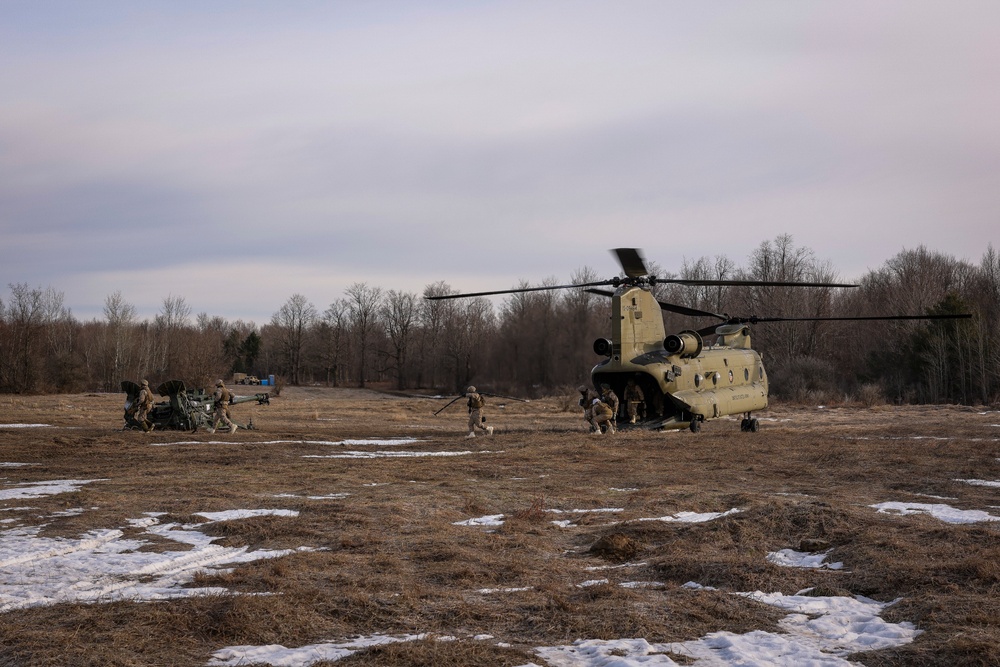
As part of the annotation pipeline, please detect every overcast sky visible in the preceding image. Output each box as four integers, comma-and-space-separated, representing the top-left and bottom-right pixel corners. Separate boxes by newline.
2, 1, 998, 324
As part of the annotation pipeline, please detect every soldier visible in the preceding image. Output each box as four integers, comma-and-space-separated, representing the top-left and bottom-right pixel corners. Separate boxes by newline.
600, 383, 620, 428
591, 397, 616, 434
578, 384, 600, 432
624, 377, 645, 424
211, 379, 238, 434
136, 379, 155, 432
465, 386, 493, 438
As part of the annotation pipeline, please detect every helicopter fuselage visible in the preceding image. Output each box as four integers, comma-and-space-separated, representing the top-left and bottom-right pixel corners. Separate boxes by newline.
591, 285, 768, 430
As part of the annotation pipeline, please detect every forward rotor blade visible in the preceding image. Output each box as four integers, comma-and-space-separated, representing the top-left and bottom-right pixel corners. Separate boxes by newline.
586, 288, 726, 320
425, 280, 613, 300
612, 248, 648, 278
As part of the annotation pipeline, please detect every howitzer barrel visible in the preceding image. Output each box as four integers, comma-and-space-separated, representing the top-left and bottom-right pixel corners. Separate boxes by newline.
231, 393, 270, 406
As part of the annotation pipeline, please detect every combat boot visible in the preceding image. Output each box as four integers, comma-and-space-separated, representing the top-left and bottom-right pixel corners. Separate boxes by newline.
466, 432, 476, 438
486, 426, 494, 436
229, 424, 238, 434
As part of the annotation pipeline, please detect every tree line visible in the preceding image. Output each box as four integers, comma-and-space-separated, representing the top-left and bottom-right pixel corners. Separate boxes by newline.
2, 236, 998, 405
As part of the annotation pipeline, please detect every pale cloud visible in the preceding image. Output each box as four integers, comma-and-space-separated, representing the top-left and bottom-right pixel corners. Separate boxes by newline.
2, 1, 998, 322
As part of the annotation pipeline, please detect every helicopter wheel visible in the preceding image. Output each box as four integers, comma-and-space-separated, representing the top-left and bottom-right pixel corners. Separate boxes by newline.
689, 418, 701, 433
740, 418, 749, 432
749, 418, 759, 432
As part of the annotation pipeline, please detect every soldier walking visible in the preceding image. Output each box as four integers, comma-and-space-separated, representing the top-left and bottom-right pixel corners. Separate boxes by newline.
210, 379, 238, 434
465, 386, 493, 438
624, 378, 645, 424
136, 379, 155, 432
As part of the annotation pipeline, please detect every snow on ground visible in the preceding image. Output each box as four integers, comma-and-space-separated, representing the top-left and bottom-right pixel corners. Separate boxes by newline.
0, 424, 52, 428
0, 479, 311, 612
208, 589, 920, 667
153, 438, 421, 447
956, 478, 1000, 488
8, 442, 1000, 665
870, 501, 1000, 524
767, 549, 844, 570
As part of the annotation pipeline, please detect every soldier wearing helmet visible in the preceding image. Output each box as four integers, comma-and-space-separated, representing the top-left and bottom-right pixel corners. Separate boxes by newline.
211, 379, 237, 434
465, 386, 493, 438
600, 383, 620, 429
578, 384, 600, 432
136, 379, 155, 432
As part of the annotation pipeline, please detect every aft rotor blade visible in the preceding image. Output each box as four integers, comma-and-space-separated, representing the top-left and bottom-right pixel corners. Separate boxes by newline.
731, 313, 972, 324
659, 278, 857, 288
425, 280, 613, 300
612, 248, 649, 278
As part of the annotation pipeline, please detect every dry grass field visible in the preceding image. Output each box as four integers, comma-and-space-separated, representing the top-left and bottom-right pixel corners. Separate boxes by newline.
1, 386, 1000, 666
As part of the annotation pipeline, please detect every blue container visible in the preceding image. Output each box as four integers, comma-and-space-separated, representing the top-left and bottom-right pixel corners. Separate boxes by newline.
261, 379, 269, 386
269, 374, 276, 386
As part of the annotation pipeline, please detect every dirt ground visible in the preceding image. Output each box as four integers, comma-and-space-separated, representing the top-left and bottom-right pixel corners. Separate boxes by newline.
1, 386, 999, 666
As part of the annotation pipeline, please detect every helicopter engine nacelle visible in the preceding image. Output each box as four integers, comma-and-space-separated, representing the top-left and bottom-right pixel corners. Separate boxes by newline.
664, 330, 703, 358
593, 338, 613, 357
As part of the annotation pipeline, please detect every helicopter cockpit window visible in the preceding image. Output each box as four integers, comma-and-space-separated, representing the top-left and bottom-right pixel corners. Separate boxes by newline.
758, 367, 764, 379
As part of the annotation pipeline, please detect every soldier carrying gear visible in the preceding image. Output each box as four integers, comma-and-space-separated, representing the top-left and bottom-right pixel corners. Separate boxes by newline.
210, 379, 238, 434
465, 386, 493, 438
578, 384, 600, 432
600, 383, 620, 428
591, 397, 616, 435
136, 379, 155, 432
624, 377, 645, 424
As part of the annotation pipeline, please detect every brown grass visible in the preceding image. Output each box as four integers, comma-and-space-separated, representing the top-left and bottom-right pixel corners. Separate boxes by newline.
0, 388, 999, 665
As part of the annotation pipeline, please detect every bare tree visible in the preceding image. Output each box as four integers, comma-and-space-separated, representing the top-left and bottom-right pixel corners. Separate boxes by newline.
270, 294, 317, 385
345, 283, 383, 388
383, 290, 419, 390
318, 299, 350, 387
102, 291, 137, 391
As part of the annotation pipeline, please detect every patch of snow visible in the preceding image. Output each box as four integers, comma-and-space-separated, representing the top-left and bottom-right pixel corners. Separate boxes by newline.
0, 479, 104, 501
207, 633, 433, 667
0, 424, 51, 429
305, 450, 497, 459
454, 514, 505, 527
0, 509, 311, 612
638, 508, 742, 523
577, 579, 609, 588
767, 549, 844, 570
870, 501, 1000, 524
956, 479, 1000, 488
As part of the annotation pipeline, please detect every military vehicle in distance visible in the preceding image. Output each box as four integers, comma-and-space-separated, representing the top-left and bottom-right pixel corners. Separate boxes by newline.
121, 379, 270, 432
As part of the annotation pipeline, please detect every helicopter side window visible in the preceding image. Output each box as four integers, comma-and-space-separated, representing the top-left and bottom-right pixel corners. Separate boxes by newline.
694, 374, 702, 388
712, 372, 720, 386
744, 368, 749, 381
759, 367, 764, 380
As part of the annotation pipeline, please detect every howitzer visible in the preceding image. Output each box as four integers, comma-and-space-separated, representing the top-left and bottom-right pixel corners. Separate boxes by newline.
121, 379, 270, 432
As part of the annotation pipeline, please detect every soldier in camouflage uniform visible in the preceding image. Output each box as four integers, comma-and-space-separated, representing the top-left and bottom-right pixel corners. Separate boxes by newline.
624, 377, 645, 424
211, 380, 237, 434
600, 383, 620, 429
465, 386, 493, 438
578, 385, 600, 432
591, 397, 616, 434
136, 379, 154, 432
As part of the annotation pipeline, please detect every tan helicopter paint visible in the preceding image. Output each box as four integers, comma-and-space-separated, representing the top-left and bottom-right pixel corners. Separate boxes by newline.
593, 285, 768, 430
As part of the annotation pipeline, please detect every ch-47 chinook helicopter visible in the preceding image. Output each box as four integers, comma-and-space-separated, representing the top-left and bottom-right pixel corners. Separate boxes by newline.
427, 248, 970, 433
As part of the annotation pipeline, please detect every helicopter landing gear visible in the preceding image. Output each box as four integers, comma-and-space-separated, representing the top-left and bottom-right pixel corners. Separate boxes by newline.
740, 413, 759, 432
689, 416, 702, 433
